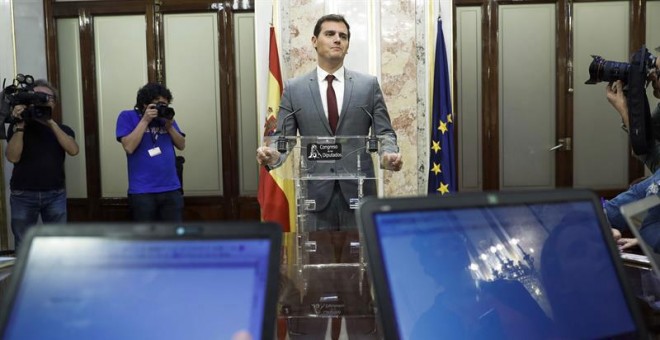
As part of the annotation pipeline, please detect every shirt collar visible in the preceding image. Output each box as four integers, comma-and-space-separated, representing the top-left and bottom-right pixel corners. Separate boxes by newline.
317, 66, 345, 83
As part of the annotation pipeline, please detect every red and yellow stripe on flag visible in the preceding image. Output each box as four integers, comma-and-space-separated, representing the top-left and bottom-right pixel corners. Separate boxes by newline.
257, 27, 296, 235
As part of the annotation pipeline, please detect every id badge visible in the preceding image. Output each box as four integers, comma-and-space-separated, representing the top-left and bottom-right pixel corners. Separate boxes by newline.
148, 147, 162, 157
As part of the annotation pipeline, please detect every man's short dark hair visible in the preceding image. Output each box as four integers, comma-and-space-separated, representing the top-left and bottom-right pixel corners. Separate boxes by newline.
313, 14, 351, 41
34, 79, 59, 102
134, 82, 173, 111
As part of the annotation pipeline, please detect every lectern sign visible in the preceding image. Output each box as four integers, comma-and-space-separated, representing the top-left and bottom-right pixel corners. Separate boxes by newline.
306, 143, 342, 161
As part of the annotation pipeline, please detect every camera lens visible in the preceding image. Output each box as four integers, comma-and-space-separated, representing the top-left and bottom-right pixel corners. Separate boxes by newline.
585, 56, 630, 84
156, 104, 175, 120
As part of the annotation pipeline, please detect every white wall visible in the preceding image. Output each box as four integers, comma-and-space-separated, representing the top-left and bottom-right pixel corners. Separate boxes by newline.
0, 0, 17, 249
254, 1, 454, 139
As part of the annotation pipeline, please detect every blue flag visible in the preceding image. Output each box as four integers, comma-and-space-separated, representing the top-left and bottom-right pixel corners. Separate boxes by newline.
428, 19, 456, 195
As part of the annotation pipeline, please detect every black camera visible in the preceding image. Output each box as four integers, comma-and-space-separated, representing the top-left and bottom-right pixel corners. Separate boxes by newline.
1, 74, 52, 124
19, 105, 52, 124
156, 103, 175, 120
586, 46, 659, 155
585, 48, 658, 85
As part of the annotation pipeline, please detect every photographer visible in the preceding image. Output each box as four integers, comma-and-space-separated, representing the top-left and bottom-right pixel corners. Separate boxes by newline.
603, 61, 660, 252
607, 75, 660, 173
116, 82, 185, 222
5, 79, 79, 248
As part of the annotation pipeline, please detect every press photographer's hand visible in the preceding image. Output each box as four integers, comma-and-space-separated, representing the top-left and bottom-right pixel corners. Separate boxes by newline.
164, 118, 174, 130
11, 105, 26, 127
605, 80, 627, 114
142, 104, 158, 123
649, 63, 660, 99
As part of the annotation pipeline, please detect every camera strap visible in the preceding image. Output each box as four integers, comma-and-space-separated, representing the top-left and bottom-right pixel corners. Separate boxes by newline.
627, 47, 653, 155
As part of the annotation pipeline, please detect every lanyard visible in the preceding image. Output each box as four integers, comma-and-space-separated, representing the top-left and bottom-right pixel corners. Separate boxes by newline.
135, 109, 162, 146
149, 127, 160, 146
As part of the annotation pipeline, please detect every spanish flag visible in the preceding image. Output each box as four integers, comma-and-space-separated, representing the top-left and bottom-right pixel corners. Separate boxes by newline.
257, 27, 296, 233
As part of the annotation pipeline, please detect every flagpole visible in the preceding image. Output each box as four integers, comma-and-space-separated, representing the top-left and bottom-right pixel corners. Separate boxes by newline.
272, 0, 279, 33
424, 0, 435, 194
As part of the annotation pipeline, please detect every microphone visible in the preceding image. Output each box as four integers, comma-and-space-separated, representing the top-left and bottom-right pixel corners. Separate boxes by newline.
277, 107, 301, 153
359, 106, 378, 153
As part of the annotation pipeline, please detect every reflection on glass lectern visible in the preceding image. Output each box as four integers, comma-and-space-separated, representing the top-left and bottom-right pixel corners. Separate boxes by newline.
263, 135, 393, 338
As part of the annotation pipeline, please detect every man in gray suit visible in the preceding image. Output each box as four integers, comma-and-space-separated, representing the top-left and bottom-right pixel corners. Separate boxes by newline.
257, 14, 403, 232
257, 14, 402, 339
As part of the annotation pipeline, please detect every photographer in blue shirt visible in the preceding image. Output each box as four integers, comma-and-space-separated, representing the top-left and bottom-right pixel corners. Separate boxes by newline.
116, 83, 185, 222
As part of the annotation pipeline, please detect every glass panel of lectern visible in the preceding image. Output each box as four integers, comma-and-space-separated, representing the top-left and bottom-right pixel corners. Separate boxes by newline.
262, 135, 392, 336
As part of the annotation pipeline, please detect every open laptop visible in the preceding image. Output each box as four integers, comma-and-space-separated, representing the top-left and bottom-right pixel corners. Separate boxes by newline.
357, 189, 647, 340
0, 222, 281, 340
620, 194, 660, 275
619, 194, 660, 313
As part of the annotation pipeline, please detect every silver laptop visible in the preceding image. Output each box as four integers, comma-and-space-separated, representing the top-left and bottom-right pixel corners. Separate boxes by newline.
620, 194, 660, 272
358, 189, 648, 339
0, 222, 282, 340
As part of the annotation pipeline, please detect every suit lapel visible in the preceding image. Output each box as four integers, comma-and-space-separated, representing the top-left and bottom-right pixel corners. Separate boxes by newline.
342, 69, 353, 115
339, 69, 354, 133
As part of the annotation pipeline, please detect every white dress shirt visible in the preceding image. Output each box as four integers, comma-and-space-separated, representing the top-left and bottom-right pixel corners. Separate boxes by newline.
317, 66, 345, 121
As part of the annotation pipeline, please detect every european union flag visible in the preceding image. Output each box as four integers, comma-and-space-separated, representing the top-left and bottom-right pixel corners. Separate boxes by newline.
428, 19, 456, 195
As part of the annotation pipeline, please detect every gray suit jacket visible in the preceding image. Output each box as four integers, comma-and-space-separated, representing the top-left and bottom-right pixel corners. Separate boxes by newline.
272, 68, 399, 211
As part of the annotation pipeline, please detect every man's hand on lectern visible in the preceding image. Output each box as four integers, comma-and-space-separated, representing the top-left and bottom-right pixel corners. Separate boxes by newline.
256, 146, 280, 167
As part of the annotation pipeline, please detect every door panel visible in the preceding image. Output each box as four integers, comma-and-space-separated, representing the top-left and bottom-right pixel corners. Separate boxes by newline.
572, 2, 629, 189
234, 13, 259, 196
456, 7, 483, 192
95, 15, 149, 198
58, 18, 87, 199
498, 4, 556, 190
163, 13, 223, 196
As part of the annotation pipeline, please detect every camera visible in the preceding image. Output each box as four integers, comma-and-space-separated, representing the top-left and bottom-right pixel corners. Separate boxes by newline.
1, 74, 52, 124
586, 46, 659, 155
156, 103, 175, 120
585, 47, 658, 85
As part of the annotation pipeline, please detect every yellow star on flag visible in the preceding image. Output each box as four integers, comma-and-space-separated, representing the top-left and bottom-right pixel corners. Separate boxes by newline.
431, 140, 441, 154
437, 182, 450, 195
431, 162, 441, 175
438, 121, 448, 134
447, 113, 453, 124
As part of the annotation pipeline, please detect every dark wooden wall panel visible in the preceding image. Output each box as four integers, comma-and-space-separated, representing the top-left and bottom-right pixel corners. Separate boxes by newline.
46, 0, 261, 224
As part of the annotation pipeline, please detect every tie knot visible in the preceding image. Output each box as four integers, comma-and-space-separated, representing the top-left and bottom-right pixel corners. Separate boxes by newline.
326, 74, 335, 83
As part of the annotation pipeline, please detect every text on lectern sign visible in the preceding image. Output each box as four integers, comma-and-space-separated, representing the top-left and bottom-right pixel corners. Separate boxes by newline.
306, 143, 342, 161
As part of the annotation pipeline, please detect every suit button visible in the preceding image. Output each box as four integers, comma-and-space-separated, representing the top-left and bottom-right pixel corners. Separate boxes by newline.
330, 168, 335, 173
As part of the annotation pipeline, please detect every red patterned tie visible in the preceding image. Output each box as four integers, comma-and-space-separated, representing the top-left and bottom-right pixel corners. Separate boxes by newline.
326, 74, 338, 134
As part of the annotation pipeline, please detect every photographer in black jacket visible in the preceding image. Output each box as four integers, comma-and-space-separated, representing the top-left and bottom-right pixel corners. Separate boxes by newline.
603, 55, 660, 253
4, 78, 79, 248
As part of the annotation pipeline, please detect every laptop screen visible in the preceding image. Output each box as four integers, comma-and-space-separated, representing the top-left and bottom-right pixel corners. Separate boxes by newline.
361, 191, 644, 340
620, 194, 660, 276
0, 223, 280, 340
